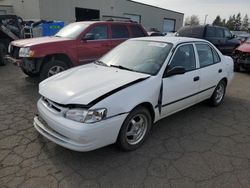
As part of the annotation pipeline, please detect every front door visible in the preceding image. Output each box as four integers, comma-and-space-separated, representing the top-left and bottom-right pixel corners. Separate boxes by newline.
161, 43, 200, 117
77, 24, 111, 64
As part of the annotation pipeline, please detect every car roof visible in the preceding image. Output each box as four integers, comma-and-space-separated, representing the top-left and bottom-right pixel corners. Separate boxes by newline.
130, 36, 207, 45
73, 21, 140, 25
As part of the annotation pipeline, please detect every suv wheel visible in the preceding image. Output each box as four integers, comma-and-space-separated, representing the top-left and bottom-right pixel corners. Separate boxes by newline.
21, 67, 38, 77
117, 106, 152, 151
0, 43, 7, 66
39, 59, 68, 81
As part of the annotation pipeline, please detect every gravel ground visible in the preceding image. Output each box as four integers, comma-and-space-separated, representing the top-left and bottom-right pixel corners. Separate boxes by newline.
0, 63, 250, 188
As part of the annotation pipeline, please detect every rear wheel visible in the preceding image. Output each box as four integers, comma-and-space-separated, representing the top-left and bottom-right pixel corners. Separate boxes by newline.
0, 43, 7, 66
209, 80, 226, 107
117, 107, 152, 151
39, 59, 68, 81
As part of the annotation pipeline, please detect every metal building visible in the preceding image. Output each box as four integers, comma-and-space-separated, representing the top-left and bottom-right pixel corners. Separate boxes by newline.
0, 0, 184, 32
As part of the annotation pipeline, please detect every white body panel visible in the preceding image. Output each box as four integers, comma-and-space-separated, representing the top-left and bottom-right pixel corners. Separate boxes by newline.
34, 37, 234, 152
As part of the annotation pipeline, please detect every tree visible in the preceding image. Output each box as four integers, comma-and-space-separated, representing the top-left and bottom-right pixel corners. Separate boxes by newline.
222, 19, 226, 27
213, 15, 222, 26
226, 15, 235, 30
242, 14, 249, 31
185, 15, 200, 26
235, 13, 242, 30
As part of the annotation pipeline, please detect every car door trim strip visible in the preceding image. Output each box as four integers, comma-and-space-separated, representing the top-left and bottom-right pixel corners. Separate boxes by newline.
158, 85, 216, 108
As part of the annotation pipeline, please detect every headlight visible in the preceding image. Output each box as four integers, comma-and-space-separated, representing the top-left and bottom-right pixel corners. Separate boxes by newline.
19, 47, 35, 57
65, 108, 107, 123
8, 44, 12, 53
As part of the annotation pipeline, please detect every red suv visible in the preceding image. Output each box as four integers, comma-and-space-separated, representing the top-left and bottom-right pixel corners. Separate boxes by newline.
7, 21, 148, 80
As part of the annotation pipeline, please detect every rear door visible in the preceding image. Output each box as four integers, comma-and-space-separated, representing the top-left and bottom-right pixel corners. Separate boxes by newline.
194, 42, 223, 101
77, 24, 111, 64
110, 24, 130, 48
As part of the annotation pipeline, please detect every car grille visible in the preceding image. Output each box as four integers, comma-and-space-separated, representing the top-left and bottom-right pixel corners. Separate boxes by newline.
237, 51, 250, 61
42, 97, 67, 113
9, 45, 20, 59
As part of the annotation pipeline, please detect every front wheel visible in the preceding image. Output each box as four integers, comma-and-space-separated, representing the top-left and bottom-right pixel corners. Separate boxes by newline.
209, 80, 226, 107
39, 59, 68, 81
117, 107, 152, 151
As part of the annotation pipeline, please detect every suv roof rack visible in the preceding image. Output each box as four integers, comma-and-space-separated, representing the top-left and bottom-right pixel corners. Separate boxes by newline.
102, 15, 138, 23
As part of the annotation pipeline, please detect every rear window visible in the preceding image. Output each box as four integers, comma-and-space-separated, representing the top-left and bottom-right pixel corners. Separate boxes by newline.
130, 25, 145, 37
111, 25, 129, 39
177, 26, 204, 38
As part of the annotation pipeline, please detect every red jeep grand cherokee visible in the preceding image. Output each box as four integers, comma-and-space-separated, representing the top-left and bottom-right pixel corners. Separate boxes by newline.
7, 21, 148, 80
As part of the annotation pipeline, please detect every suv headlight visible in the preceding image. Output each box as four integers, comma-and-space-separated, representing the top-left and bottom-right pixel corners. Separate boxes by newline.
65, 108, 107, 123
8, 44, 12, 53
19, 47, 35, 57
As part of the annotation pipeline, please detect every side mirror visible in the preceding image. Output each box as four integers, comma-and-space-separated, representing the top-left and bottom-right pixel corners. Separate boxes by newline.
164, 66, 186, 78
83, 33, 95, 41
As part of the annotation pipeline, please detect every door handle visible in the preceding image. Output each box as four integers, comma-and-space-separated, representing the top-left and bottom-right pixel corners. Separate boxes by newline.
218, 69, 222, 73
193, 76, 200, 82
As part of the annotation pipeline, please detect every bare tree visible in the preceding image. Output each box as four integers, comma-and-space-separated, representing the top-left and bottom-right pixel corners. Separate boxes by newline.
185, 15, 200, 26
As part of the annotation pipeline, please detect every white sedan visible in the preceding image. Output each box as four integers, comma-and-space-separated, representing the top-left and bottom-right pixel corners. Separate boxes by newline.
34, 37, 234, 152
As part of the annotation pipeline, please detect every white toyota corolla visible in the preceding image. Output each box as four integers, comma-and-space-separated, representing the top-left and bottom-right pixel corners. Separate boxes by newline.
34, 37, 234, 152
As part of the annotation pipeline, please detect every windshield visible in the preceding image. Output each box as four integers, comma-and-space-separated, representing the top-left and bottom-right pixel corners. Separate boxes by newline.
55, 22, 89, 39
99, 40, 173, 75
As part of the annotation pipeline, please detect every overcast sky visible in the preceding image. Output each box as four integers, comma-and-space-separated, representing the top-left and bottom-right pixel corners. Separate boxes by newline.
134, 0, 249, 24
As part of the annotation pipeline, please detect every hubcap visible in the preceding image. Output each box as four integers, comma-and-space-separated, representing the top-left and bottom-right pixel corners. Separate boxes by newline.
215, 83, 225, 103
48, 66, 65, 77
126, 114, 148, 145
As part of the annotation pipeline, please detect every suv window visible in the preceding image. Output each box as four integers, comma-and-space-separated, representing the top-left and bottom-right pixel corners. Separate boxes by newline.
206, 27, 216, 37
169, 44, 196, 71
216, 28, 224, 38
196, 44, 217, 67
130, 25, 145, 37
86, 25, 108, 40
111, 25, 129, 39
224, 29, 232, 38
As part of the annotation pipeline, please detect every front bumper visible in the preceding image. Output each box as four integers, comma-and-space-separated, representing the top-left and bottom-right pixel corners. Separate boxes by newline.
5, 55, 22, 66
237, 59, 250, 70
34, 99, 128, 152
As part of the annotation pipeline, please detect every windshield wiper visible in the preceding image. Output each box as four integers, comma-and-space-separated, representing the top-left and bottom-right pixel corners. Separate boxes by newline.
94, 60, 108, 66
109, 64, 135, 72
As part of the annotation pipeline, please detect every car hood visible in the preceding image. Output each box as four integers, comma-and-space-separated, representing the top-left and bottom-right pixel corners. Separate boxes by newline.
11, 36, 73, 48
39, 64, 149, 106
236, 42, 250, 52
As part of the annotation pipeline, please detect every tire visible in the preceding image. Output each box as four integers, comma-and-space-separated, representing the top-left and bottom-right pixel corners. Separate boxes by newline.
117, 106, 152, 151
39, 59, 68, 81
21, 67, 38, 77
0, 43, 7, 66
209, 80, 226, 107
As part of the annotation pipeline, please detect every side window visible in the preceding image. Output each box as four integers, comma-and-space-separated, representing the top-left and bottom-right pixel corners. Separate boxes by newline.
215, 28, 224, 38
196, 44, 215, 68
86, 25, 108, 40
212, 49, 221, 63
130, 25, 145, 37
224, 29, 232, 39
169, 44, 196, 71
111, 25, 129, 39
205, 27, 216, 37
